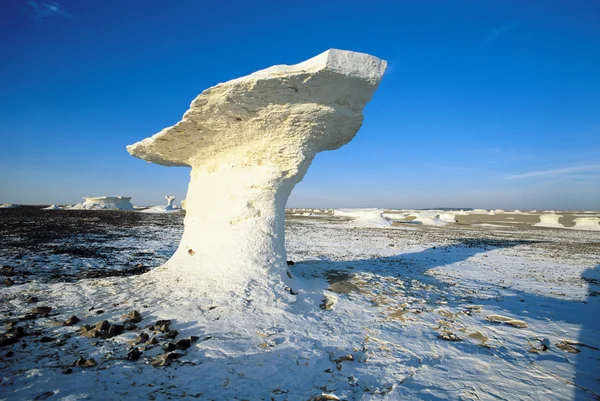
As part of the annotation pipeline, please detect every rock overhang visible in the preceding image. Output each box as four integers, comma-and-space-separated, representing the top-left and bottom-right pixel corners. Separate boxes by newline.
126, 49, 387, 169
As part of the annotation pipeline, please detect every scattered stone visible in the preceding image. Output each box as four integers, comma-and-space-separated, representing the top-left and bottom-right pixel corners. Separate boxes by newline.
313, 393, 340, 401
165, 342, 176, 352
438, 332, 463, 342
124, 322, 138, 331
64, 315, 80, 326
107, 324, 124, 337
150, 352, 183, 367
4, 278, 14, 286
146, 336, 159, 345
320, 294, 337, 310
467, 331, 489, 345
95, 321, 110, 331
556, 341, 581, 353
31, 306, 52, 315
95, 310, 104, 315
39, 336, 53, 343
62, 368, 73, 374
123, 310, 142, 323
26, 296, 39, 304
0, 266, 15, 276
74, 357, 97, 368
127, 347, 142, 361
486, 315, 527, 328
33, 391, 55, 400
135, 332, 149, 344
175, 338, 191, 349
286, 261, 295, 266
165, 330, 178, 339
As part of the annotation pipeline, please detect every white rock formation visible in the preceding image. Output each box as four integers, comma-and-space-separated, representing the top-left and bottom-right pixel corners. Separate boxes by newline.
44, 204, 61, 210
70, 196, 134, 210
334, 208, 392, 228
0, 204, 18, 209
127, 49, 386, 299
166, 195, 176, 209
139, 195, 181, 214
572, 217, 600, 231
534, 214, 565, 229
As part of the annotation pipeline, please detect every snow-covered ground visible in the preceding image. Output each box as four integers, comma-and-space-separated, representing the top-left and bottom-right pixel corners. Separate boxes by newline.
1, 209, 599, 400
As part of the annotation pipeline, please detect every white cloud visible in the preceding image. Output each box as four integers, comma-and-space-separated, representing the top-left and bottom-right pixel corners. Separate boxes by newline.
26, 1, 73, 22
485, 25, 513, 43
506, 164, 600, 179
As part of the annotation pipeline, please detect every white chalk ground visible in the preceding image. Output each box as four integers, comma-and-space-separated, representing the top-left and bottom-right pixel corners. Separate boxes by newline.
1, 214, 599, 400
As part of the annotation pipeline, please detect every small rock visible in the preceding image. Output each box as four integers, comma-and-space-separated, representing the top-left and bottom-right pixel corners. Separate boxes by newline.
165, 342, 176, 352
124, 322, 138, 331
74, 357, 97, 368
124, 310, 142, 323
4, 278, 15, 286
106, 324, 124, 337
6, 351, 13, 357
33, 391, 55, 400
62, 368, 73, 374
95, 310, 104, 315
175, 338, 191, 349
438, 332, 463, 342
165, 330, 178, 339
39, 336, 53, 343
135, 332, 149, 344
190, 335, 199, 342
146, 336, 159, 345
127, 347, 142, 361
64, 315, 80, 326
556, 341, 581, 353
320, 294, 337, 310
31, 306, 52, 315
95, 321, 110, 331
286, 260, 295, 266
155, 320, 171, 332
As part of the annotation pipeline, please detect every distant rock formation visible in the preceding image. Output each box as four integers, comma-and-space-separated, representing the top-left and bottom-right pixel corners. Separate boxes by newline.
572, 217, 600, 231
127, 49, 387, 299
70, 196, 134, 210
165, 195, 176, 209
43, 204, 61, 210
534, 214, 565, 228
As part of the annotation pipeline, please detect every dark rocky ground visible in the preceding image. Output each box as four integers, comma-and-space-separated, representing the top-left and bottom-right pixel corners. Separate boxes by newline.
0, 207, 184, 284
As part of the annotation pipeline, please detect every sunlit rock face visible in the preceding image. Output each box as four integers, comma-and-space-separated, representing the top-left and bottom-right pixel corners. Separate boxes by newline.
72, 197, 134, 210
127, 49, 386, 299
165, 195, 176, 209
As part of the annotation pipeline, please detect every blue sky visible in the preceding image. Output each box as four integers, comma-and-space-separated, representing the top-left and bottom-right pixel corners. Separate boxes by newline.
1, 1, 599, 210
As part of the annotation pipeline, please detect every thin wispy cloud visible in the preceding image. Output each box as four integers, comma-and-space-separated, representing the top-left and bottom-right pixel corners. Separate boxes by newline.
26, 1, 73, 22
484, 24, 513, 43
506, 164, 600, 179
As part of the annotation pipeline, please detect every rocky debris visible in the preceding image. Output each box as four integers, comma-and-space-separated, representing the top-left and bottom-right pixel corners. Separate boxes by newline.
486, 314, 527, 328
123, 310, 142, 323
146, 336, 159, 345
63, 315, 80, 326
80, 320, 124, 339
39, 336, 54, 343
165, 330, 178, 339
150, 352, 183, 367
556, 341, 581, 353
1, 266, 15, 276
134, 332, 149, 344
313, 393, 341, 400
148, 319, 171, 333
30, 306, 52, 315
124, 322, 138, 331
438, 332, 463, 342
0, 323, 25, 347
467, 331, 489, 345
74, 357, 97, 368
286, 260, 295, 266
33, 391, 55, 400
26, 296, 39, 304
320, 293, 337, 310
62, 368, 73, 374
127, 347, 142, 361
4, 278, 14, 286
528, 338, 550, 353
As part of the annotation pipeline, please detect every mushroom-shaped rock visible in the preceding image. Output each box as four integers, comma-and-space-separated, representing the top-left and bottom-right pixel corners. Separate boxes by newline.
165, 195, 176, 209
127, 49, 386, 299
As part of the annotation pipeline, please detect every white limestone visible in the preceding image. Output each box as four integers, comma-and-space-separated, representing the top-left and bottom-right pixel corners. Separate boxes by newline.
534, 214, 565, 228
44, 204, 61, 210
572, 216, 600, 231
70, 196, 134, 210
165, 195, 176, 209
127, 49, 386, 299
